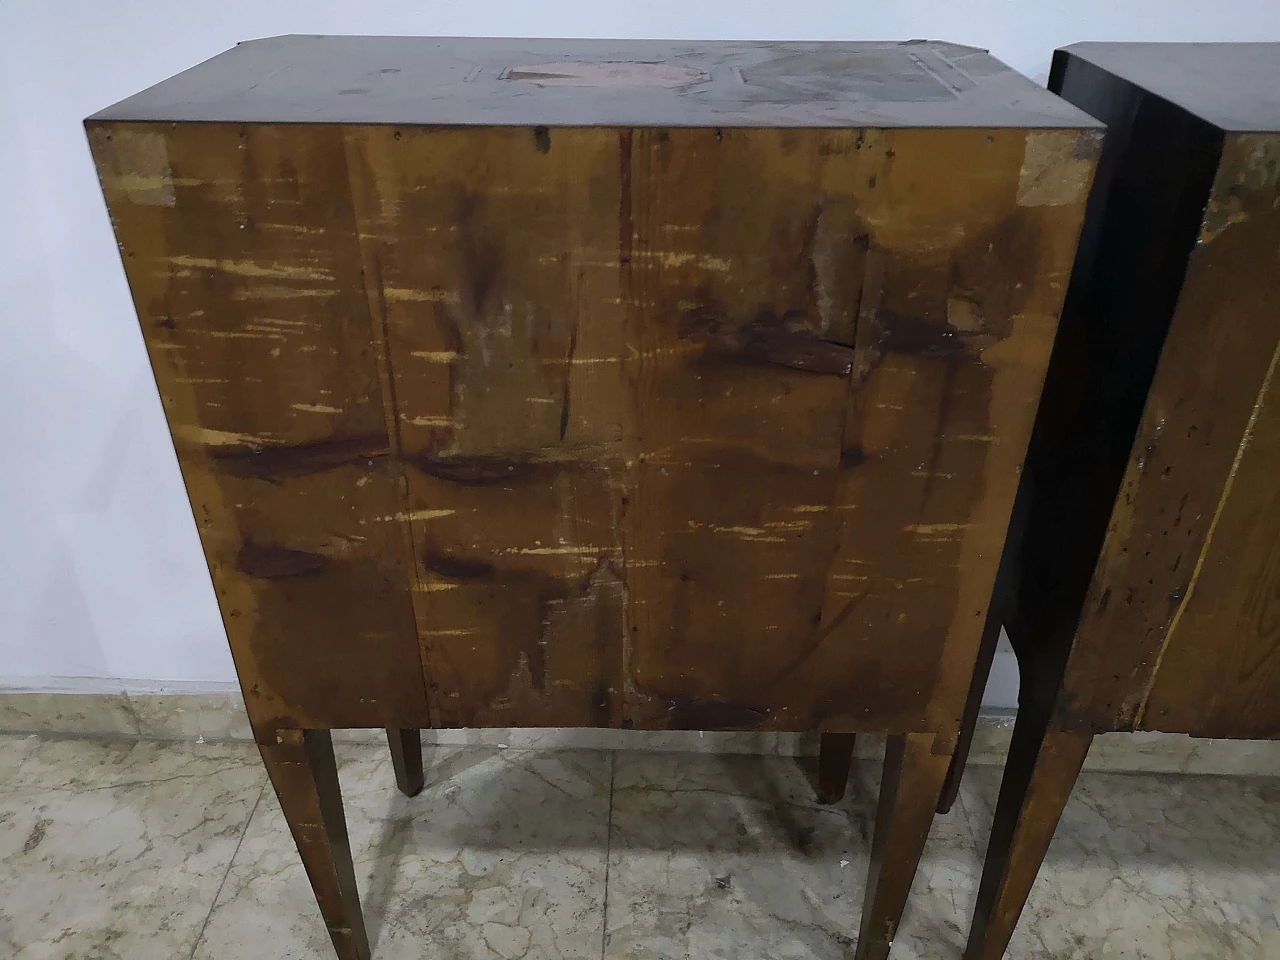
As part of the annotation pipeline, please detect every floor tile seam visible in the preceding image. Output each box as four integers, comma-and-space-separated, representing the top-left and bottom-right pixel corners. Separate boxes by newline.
187, 777, 267, 960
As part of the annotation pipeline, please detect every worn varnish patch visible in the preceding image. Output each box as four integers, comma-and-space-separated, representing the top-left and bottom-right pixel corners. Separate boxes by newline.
92, 128, 175, 206
1017, 131, 1102, 207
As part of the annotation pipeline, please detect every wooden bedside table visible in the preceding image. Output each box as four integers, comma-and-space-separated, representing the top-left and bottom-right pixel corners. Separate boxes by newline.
87, 36, 1099, 960
940, 42, 1280, 960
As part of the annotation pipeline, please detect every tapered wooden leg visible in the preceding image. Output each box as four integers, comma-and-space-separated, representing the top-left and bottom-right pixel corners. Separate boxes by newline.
386, 727, 424, 796
962, 710, 1091, 960
854, 733, 952, 960
259, 729, 370, 960
817, 732, 857, 803
938, 604, 1003, 814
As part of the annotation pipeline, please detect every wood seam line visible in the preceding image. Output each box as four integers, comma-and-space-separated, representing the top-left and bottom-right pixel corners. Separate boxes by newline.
1133, 335, 1280, 726
341, 130, 439, 726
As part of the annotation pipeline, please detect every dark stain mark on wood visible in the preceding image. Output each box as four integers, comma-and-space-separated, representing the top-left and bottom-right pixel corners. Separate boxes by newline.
453, 191, 501, 315
533, 126, 551, 154
679, 307, 854, 375
1097, 586, 1112, 616
210, 436, 390, 479
840, 445, 868, 468
406, 454, 535, 486
238, 543, 329, 579
618, 131, 633, 267
663, 694, 769, 730
560, 314, 578, 441
876, 309, 964, 359
422, 551, 497, 581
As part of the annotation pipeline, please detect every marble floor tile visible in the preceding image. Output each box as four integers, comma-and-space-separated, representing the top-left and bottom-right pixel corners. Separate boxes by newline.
0, 737, 265, 960
602, 753, 981, 960
193, 743, 612, 960
961, 766, 1280, 960
3, 733, 1279, 959
0, 733, 42, 788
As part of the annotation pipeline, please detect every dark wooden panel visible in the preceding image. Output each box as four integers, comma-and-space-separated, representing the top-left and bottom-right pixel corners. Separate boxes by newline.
88, 122, 432, 737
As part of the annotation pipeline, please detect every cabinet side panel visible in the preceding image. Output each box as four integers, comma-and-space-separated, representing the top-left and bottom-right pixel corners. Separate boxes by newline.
1053, 132, 1280, 733
89, 121, 431, 735
1012, 55, 1225, 730
1130, 134, 1280, 738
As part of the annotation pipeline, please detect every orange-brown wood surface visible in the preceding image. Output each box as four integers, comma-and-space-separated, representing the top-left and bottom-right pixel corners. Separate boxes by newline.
1044, 134, 1280, 739
1104, 134, 1280, 739
89, 123, 433, 737
90, 119, 1098, 740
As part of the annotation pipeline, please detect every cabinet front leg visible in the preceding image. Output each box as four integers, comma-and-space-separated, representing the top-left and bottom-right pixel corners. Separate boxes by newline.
963, 710, 1091, 960
259, 729, 369, 960
854, 733, 951, 960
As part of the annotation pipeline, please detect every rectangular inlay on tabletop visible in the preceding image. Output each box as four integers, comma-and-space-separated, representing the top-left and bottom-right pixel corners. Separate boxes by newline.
88, 36, 1101, 960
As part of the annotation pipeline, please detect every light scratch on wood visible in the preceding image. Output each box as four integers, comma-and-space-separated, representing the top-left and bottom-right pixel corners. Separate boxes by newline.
400, 414, 455, 427
164, 255, 333, 281
410, 351, 461, 362
291, 402, 344, 414
383, 287, 460, 303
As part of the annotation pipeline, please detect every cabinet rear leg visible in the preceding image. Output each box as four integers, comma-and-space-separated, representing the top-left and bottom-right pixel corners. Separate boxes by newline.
386, 728, 424, 797
817, 732, 857, 804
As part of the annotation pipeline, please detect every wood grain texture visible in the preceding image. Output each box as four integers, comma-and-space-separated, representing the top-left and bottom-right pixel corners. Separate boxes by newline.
1134, 137, 1280, 736
88, 123, 432, 741
91, 119, 1096, 736
1056, 133, 1280, 737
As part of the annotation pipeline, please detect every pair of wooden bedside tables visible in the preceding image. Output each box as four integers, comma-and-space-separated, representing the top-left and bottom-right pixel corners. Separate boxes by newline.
88, 36, 1280, 960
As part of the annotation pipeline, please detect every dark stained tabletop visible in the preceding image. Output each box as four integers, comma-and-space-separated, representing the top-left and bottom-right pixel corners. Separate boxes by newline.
1061, 42, 1280, 134
89, 35, 1100, 129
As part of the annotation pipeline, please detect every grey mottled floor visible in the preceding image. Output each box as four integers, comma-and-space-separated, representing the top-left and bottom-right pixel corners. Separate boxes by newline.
1, 733, 1277, 959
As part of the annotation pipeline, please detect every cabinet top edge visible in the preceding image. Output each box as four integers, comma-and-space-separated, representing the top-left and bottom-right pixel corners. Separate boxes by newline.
1059, 42, 1280, 134
88, 35, 1101, 131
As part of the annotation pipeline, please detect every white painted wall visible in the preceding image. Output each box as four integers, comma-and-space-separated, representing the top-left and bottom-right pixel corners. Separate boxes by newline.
4, 3, 1280, 704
